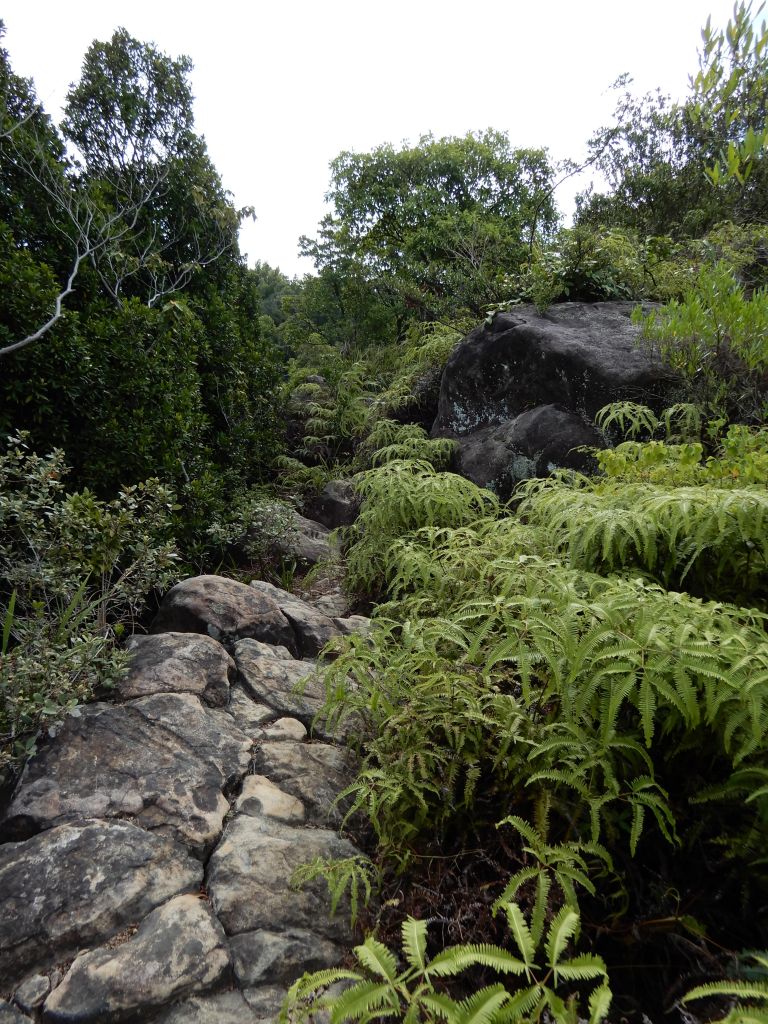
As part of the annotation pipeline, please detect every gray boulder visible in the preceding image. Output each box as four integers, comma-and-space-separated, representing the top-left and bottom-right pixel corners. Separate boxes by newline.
2, 697, 250, 856
230, 928, 343, 988
151, 575, 297, 653
452, 404, 605, 498
304, 480, 360, 529
250, 581, 341, 658
121, 632, 235, 707
273, 513, 339, 566
0, 820, 201, 989
154, 991, 260, 1023
206, 814, 358, 944
253, 740, 356, 826
42, 894, 231, 1022
433, 303, 674, 437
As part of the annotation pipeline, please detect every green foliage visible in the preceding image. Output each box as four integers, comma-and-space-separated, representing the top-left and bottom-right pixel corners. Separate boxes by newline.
282, 903, 610, 1024
290, 855, 377, 930
578, 3, 768, 236
0, 434, 179, 770
635, 261, 768, 422
684, 952, 768, 1024
344, 461, 499, 595
301, 130, 559, 322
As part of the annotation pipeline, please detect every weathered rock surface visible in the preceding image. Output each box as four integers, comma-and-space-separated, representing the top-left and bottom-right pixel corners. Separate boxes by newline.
225, 685, 275, 738
0, 1002, 31, 1023
0, 820, 201, 990
274, 512, 339, 566
154, 990, 259, 1023
207, 815, 358, 944
234, 641, 323, 724
250, 581, 341, 658
121, 632, 235, 707
241, 986, 288, 1020
433, 303, 674, 437
254, 740, 356, 826
234, 775, 306, 824
304, 479, 360, 529
230, 928, 343, 988
333, 615, 372, 638
259, 717, 307, 742
2, 698, 250, 855
151, 575, 297, 653
452, 404, 605, 498
13, 975, 49, 1014
312, 586, 350, 619
132, 692, 252, 783
42, 895, 230, 1022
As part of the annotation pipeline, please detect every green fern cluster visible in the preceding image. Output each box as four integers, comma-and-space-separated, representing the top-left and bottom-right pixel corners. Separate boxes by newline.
282, 902, 610, 1024
683, 952, 768, 1024
353, 420, 456, 473
344, 461, 499, 595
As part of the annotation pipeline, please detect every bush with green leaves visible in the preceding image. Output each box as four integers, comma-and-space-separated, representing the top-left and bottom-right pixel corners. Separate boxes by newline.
0, 433, 179, 771
634, 261, 768, 423
282, 902, 611, 1024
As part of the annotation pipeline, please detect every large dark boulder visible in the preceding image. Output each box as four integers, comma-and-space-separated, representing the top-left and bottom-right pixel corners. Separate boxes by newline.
432, 302, 674, 437
453, 404, 604, 499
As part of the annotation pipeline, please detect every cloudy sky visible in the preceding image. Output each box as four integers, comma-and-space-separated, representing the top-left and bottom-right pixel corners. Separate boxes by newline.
2, 0, 739, 277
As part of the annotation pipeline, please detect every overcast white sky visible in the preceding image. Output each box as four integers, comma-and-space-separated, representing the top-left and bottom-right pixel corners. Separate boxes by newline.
1, 0, 739, 277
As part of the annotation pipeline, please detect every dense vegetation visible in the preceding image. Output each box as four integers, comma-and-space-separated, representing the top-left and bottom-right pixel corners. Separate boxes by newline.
2, 5, 768, 1023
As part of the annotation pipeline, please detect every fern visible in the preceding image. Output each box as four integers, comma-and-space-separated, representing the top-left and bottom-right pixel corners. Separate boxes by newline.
281, 903, 610, 1024
290, 855, 377, 930
683, 953, 768, 1024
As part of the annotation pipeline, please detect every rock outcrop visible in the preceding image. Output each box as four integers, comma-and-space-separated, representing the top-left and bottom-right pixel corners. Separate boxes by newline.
0, 565, 369, 1023
432, 302, 676, 496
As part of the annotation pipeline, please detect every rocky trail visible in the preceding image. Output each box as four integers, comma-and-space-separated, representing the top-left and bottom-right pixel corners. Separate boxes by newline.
0, 535, 371, 1023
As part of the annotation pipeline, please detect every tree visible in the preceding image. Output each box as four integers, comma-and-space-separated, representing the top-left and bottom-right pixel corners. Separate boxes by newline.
300, 130, 559, 323
0, 27, 247, 357
577, 2, 768, 237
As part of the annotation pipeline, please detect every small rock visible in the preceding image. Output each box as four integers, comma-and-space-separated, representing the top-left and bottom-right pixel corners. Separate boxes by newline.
42, 894, 230, 1022
121, 632, 235, 707
207, 815, 359, 944
225, 686, 275, 737
253, 741, 356, 827
235, 776, 305, 824
312, 588, 350, 619
13, 974, 49, 1013
230, 928, 343, 988
250, 581, 341, 658
151, 575, 297, 653
333, 615, 373, 637
260, 717, 307, 742
0, 820, 201, 990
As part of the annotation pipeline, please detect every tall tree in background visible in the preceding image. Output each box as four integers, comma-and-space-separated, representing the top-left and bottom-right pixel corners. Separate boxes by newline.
577, 1, 768, 237
300, 130, 558, 326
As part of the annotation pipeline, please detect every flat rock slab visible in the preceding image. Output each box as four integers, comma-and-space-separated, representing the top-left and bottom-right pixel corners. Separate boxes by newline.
250, 581, 341, 658
2, 697, 250, 856
207, 815, 358, 944
155, 990, 260, 1023
121, 632, 235, 707
43, 894, 230, 1022
0, 820, 201, 991
225, 685, 275, 738
131, 692, 252, 784
254, 741, 356, 826
333, 615, 372, 638
151, 575, 297, 654
230, 927, 344, 989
